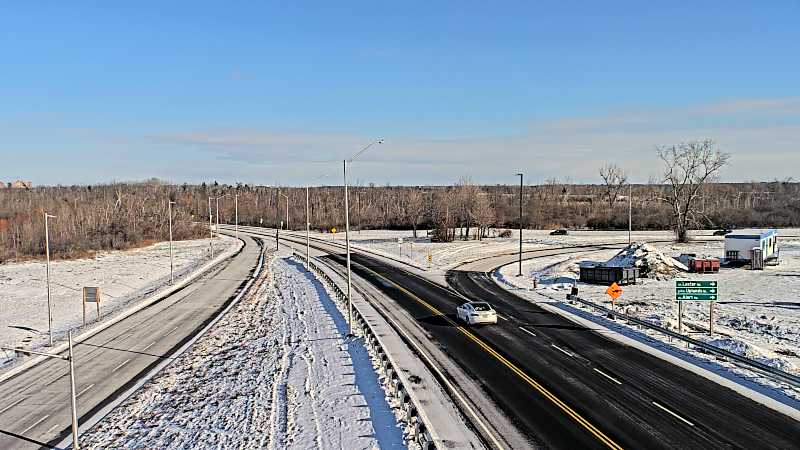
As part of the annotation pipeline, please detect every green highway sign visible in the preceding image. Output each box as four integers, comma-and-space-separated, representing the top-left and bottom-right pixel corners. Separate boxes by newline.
676, 280, 718, 301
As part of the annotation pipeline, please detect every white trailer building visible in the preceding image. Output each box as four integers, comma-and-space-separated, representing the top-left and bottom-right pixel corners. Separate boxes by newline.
724, 229, 778, 264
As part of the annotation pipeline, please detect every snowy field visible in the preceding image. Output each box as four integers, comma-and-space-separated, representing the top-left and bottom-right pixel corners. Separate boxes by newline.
0, 236, 239, 367
81, 253, 406, 449
308, 228, 691, 270
496, 232, 800, 401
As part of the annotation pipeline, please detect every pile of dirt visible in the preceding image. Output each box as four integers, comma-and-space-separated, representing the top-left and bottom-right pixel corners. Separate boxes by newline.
605, 243, 688, 279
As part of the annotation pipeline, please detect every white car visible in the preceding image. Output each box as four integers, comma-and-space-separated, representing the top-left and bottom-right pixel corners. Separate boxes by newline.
456, 302, 498, 325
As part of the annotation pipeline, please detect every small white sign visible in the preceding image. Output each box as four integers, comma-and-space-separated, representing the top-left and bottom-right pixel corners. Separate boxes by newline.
398, 237, 403, 244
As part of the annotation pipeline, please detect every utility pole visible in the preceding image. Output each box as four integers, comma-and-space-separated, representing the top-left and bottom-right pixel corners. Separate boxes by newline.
306, 185, 311, 266
518, 174, 524, 276
168, 200, 175, 284
275, 189, 280, 251
44, 212, 56, 347
280, 193, 289, 231
628, 184, 632, 246
344, 139, 383, 336
1, 330, 80, 448
234, 194, 239, 240
208, 197, 214, 257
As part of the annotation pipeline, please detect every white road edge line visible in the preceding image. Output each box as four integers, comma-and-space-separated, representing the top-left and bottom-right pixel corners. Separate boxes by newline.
593, 368, 623, 385
518, 326, 537, 338
0, 397, 25, 415
551, 344, 574, 358
142, 342, 156, 352
77, 384, 95, 398
112, 359, 131, 373
21, 415, 49, 435
164, 326, 179, 337
652, 401, 695, 426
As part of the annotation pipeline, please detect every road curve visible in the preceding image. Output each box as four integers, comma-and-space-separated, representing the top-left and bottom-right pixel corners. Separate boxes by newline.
0, 234, 262, 449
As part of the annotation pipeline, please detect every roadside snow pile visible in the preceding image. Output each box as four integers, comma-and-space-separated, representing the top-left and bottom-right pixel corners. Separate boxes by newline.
605, 242, 688, 279
707, 338, 797, 373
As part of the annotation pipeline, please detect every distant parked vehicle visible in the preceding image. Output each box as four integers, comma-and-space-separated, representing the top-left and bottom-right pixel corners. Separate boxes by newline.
550, 229, 568, 236
456, 302, 498, 325
713, 229, 732, 236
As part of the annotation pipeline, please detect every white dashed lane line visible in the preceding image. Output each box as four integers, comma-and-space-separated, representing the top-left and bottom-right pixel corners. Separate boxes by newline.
142, 342, 156, 352
0, 397, 25, 415
77, 384, 95, 398
551, 344, 574, 358
593, 368, 623, 385
164, 326, 179, 337
21, 415, 49, 435
518, 327, 537, 338
112, 359, 131, 373
652, 401, 695, 426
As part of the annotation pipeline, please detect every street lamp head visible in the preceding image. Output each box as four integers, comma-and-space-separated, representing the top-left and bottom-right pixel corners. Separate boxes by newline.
377, 139, 384, 144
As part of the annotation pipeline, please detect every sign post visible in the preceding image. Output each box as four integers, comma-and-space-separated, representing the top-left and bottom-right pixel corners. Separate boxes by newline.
675, 280, 718, 335
82, 287, 101, 326
398, 237, 403, 256
605, 282, 623, 318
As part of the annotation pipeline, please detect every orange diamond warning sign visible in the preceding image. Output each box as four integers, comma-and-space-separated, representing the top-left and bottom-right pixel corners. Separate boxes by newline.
606, 282, 623, 300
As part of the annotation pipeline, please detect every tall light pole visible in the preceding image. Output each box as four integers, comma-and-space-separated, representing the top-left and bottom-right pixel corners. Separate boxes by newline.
628, 184, 633, 247
275, 188, 280, 251
345, 139, 383, 336
305, 185, 310, 265
280, 193, 289, 230
516, 173, 523, 277
213, 194, 230, 240
208, 197, 214, 257
44, 212, 56, 347
168, 200, 176, 284
234, 194, 239, 241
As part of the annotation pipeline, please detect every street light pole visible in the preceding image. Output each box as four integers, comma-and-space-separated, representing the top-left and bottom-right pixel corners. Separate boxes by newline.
306, 186, 311, 265
628, 184, 632, 246
516, 173, 523, 277
344, 139, 383, 336
168, 200, 175, 284
44, 212, 56, 347
275, 189, 280, 251
208, 197, 214, 257
234, 194, 239, 241
280, 193, 289, 231
1, 332, 80, 448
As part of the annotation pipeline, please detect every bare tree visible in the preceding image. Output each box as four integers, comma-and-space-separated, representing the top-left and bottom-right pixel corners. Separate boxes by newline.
470, 192, 495, 240
599, 163, 628, 209
405, 188, 426, 238
657, 140, 730, 242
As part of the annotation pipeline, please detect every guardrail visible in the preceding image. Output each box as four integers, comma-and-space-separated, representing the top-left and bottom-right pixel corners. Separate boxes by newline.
562, 293, 800, 389
293, 251, 437, 450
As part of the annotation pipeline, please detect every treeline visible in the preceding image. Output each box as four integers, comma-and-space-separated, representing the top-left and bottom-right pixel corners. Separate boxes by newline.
2, 178, 799, 261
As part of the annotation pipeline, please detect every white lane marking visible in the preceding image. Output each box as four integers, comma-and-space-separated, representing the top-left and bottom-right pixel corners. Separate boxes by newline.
551, 344, 574, 358
77, 384, 95, 398
652, 401, 695, 426
497, 314, 508, 321
46, 423, 60, 434
21, 415, 49, 435
518, 326, 537, 338
142, 342, 157, 352
593, 368, 623, 385
112, 359, 131, 373
164, 326, 179, 337
0, 397, 25, 415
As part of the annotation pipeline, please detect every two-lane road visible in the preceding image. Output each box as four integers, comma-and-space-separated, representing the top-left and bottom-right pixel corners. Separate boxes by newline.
0, 234, 262, 449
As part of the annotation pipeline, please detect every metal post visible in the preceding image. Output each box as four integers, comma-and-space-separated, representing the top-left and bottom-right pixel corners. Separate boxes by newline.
168, 201, 175, 284
628, 184, 632, 246
68, 331, 79, 449
44, 212, 55, 347
275, 189, 280, 251
678, 301, 683, 333
709, 301, 714, 336
235, 194, 239, 240
208, 197, 214, 257
306, 186, 310, 266
519, 175, 523, 276
285, 195, 289, 230
344, 159, 353, 336
215, 197, 220, 238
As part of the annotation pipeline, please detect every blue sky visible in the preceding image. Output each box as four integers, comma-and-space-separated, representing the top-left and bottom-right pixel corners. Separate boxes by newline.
2, 2, 799, 185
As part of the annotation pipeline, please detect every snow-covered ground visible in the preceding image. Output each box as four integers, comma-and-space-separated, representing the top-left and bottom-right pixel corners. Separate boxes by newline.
308, 229, 686, 270
81, 253, 406, 449
496, 233, 800, 402
0, 236, 239, 367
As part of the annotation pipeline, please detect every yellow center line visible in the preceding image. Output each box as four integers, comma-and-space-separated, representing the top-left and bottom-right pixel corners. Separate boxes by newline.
363, 265, 624, 450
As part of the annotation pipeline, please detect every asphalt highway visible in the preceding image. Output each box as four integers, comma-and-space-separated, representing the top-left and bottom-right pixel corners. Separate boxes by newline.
0, 234, 261, 449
